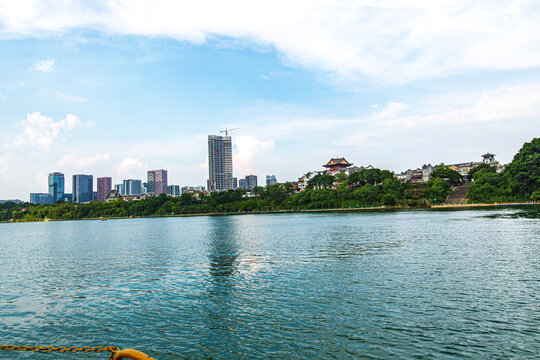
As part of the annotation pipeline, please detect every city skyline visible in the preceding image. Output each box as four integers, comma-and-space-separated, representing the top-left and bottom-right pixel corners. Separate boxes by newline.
20, 145, 516, 203
2, 2, 540, 200
19, 147, 520, 202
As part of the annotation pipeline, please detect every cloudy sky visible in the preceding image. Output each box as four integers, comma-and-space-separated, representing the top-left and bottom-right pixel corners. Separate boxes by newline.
1, 1, 540, 200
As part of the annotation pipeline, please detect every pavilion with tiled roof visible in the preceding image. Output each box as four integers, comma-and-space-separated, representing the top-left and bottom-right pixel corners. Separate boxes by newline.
323, 157, 353, 173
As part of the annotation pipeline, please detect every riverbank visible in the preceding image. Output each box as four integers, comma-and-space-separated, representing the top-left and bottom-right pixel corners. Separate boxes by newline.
432, 202, 537, 208
2, 202, 538, 223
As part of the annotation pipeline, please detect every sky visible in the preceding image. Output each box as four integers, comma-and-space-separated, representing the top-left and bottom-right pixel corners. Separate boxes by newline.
1, 0, 540, 200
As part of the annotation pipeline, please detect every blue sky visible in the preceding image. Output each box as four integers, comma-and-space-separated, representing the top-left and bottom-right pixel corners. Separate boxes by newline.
1, 1, 540, 200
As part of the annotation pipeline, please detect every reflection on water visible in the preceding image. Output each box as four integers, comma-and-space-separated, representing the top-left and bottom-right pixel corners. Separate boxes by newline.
479, 205, 540, 219
207, 217, 240, 280
203, 216, 240, 337
0, 208, 539, 359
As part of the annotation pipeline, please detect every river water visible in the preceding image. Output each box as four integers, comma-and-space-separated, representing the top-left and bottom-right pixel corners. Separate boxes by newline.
1, 207, 539, 359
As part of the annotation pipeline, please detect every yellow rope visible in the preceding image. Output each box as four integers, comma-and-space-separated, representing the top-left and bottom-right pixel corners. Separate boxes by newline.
0, 345, 120, 360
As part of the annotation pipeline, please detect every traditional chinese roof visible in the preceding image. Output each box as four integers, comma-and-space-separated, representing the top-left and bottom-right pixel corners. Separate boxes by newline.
481, 153, 495, 158
323, 157, 353, 168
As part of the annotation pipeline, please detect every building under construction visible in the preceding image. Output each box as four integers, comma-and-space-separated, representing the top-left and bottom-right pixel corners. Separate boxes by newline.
207, 134, 234, 192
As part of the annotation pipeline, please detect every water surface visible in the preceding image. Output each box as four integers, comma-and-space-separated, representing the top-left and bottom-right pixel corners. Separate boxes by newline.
1, 207, 539, 359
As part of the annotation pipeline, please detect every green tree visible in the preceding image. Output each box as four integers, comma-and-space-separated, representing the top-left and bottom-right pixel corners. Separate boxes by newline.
364, 168, 382, 185
335, 172, 348, 183
382, 193, 398, 206
431, 163, 462, 185
424, 178, 450, 204
503, 137, 540, 199
468, 163, 496, 181
467, 169, 508, 203
308, 174, 335, 189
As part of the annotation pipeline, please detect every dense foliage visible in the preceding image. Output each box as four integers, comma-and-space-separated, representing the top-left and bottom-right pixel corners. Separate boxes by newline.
467, 137, 540, 203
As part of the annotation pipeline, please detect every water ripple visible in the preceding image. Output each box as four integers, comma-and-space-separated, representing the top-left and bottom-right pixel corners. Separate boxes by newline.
0, 209, 539, 359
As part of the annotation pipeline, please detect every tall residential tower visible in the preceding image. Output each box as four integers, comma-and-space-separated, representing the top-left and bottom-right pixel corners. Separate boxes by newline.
207, 134, 233, 192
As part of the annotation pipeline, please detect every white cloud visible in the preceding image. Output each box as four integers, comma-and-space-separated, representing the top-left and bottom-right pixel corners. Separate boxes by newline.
29, 59, 55, 72
239, 83, 540, 141
2, 1, 540, 82
383, 83, 540, 128
234, 135, 275, 176
116, 157, 147, 178
58, 153, 111, 168
7, 112, 94, 149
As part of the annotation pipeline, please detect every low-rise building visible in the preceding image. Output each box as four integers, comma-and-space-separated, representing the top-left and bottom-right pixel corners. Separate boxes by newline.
30, 193, 51, 204
323, 157, 353, 173
397, 164, 433, 183
105, 189, 121, 201
398, 153, 503, 183
121, 194, 140, 201
181, 186, 205, 194
297, 171, 324, 191
448, 153, 504, 177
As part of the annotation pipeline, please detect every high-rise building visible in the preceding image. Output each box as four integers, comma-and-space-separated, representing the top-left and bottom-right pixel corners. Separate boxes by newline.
245, 175, 258, 190
48, 172, 64, 203
114, 183, 125, 195
123, 179, 142, 195
72, 174, 93, 203
168, 185, 181, 196
232, 177, 238, 190
141, 182, 148, 194
97, 177, 112, 202
239, 178, 247, 189
147, 170, 168, 195
207, 134, 233, 192
266, 175, 277, 186
238, 175, 258, 190
30, 193, 52, 204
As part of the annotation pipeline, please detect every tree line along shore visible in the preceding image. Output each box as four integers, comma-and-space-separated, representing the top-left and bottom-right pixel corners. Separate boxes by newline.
1, 138, 538, 223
